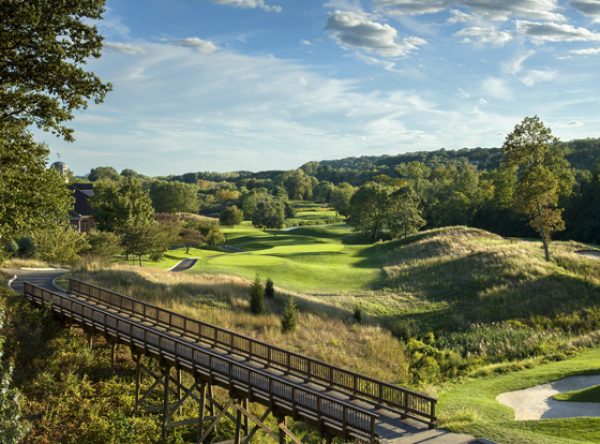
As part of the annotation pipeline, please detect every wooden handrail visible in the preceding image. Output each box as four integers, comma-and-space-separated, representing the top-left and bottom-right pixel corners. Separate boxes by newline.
24, 282, 379, 441
68, 278, 437, 426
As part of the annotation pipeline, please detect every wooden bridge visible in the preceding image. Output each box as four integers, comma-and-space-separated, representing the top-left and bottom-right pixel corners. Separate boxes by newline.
23, 278, 438, 443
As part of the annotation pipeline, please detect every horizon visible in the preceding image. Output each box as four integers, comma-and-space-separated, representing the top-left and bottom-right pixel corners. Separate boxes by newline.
38, 0, 600, 176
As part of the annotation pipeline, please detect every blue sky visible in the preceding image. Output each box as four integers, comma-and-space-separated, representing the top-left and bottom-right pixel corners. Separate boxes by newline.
42, 0, 600, 176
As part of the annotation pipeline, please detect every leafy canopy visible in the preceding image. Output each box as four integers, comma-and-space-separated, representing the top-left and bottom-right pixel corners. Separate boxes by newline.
0, 0, 112, 140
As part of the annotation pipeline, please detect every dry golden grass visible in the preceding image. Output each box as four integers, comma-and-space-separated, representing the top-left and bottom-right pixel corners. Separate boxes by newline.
70, 265, 410, 384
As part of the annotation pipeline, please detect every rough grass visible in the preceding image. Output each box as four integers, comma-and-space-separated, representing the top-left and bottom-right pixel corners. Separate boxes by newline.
553, 384, 600, 402
69, 266, 410, 384
439, 346, 600, 444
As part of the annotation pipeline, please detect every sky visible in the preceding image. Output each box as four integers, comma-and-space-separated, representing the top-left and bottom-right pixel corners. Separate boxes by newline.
41, 0, 600, 176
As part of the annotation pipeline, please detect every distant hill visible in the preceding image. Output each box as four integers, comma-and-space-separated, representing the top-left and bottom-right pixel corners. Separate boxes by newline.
167, 137, 600, 186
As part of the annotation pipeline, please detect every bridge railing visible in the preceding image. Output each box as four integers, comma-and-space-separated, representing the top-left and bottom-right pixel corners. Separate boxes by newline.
25, 282, 379, 442
69, 278, 437, 427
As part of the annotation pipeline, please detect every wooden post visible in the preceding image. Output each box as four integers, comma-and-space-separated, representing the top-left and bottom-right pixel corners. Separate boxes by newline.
110, 342, 116, 369
134, 353, 141, 412
197, 381, 206, 444
162, 365, 170, 443
234, 399, 243, 444
278, 416, 287, 444
243, 398, 249, 436
177, 368, 182, 402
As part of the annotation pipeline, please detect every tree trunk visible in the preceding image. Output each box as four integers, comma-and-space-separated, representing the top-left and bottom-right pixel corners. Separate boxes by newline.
542, 236, 551, 262
139, 255, 142, 266
186, 246, 190, 254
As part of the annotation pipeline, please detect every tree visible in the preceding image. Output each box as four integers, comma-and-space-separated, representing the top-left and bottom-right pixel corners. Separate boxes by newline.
281, 297, 298, 333
179, 227, 205, 254
249, 276, 265, 314
220, 205, 244, 226
329, 183, 355, 216
348, 183, 389, 240
0, 0, 111, 140
502, 116, 575, 261
33, 224, 89, 264
89, 166, 120, 182
314, 181, 334, 203
149, 181, 199, 214
265, 278, 275, 299
90, 177, 154, 232
0, 304, 28, 443
87, 229, 122, 258
252, 199, 285, 229
120, 223, 170, 266
387, 188, 426, 239
279, 169, 316, 200
0, 123, 73, 242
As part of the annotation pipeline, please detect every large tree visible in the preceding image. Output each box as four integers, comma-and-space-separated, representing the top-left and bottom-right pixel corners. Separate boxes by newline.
502, 116, 574, 261
387, 188, 426, 239
149, 181, 199, 214
90, 177, 154, 232
0, 0, 111, 140
348, 183, 389, 240
0, 123, 72, 242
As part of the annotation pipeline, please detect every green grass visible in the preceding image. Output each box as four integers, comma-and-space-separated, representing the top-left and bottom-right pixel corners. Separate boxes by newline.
439, 346, 600, 444
284, 201, 344, 227
553, 384, 600, 402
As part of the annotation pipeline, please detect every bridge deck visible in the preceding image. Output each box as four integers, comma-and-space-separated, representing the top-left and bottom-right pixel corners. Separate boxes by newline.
23, 280, 451, 443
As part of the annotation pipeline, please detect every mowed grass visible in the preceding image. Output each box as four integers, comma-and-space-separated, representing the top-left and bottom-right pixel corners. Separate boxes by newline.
135, 223, 385, 293
554, 384, 600, 402
439, 346, 600, 444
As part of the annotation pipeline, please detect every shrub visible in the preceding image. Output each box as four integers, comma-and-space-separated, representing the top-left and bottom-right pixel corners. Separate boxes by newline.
281, 297, 298, 333
87, 229, 122, 258
353, 306, 363, 324
265, 278, 275, 299
3, 239, 18, 257
17, 237, 36, 258
220, 205, 244, 226
249, 275, 265, 314
33, 225, 89, 264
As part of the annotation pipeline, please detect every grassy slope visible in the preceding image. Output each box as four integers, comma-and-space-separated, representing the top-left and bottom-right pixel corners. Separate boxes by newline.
439, 347, 600, 444
554, 384, 600, 402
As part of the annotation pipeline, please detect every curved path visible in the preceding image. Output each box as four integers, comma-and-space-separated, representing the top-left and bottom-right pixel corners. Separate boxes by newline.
497, 375, 600, 420
6, 267, 68, 293
577, 250, 600, 260
169, 258, 198, 272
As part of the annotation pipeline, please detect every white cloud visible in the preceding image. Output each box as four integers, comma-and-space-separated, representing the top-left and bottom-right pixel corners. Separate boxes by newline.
104, 42, 146, 55
502, 50, 535, 75
569, 46, 600, 55
175, 37, 218, 54
326, 11, 426, 58
482, 77, 513, 99
517, 20, 600, 42
455, 27, 512, 46
520, 69, 557, 86
570, 0, 600, 22
211, 0, 281, 13
374, 0, 564, 22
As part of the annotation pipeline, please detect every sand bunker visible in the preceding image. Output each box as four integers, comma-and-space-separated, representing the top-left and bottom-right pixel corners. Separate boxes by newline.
497, 375, 600, 420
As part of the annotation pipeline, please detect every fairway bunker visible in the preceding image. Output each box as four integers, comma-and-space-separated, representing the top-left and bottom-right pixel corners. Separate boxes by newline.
497, 374, 600, 420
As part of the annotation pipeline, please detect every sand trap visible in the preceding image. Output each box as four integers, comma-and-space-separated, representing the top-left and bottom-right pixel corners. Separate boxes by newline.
497, 375, 600, 420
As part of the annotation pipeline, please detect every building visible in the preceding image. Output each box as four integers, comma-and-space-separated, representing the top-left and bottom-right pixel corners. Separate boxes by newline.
69, 183, 96, 233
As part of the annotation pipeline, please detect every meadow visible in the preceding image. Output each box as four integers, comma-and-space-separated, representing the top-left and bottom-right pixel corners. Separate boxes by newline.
6, 213, 600, 443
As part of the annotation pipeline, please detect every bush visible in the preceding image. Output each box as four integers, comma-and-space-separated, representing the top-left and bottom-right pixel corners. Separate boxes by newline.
33, 225, 89, 264
281, 297, 298, 333
3, 239, 18, 257
265, 278, 275, 299
87, 229, 122, 258
17, 237, 36, 258
220, 205, 244, 226
249, 275, 265, 314
353, 306, 363, 324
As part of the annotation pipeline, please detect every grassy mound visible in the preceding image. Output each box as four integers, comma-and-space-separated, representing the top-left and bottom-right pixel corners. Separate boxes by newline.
553, 384, 600, 402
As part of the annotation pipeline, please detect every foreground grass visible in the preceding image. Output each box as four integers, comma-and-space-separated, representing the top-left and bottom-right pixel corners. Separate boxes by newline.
439, 346, 600, 444
553, 384, 600, 402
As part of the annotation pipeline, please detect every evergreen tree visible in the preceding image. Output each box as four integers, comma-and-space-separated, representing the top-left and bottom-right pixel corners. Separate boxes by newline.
249, 275, 265, 314
281, 297, 298, 333
265, 278, 275, 299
